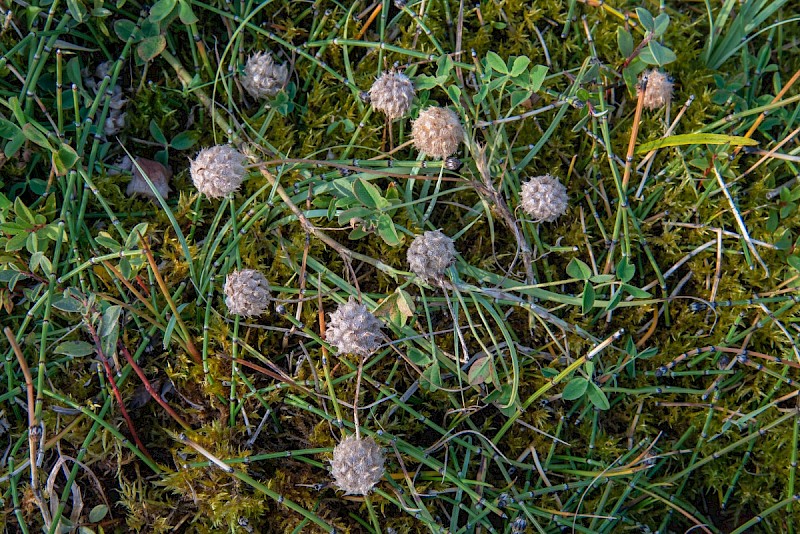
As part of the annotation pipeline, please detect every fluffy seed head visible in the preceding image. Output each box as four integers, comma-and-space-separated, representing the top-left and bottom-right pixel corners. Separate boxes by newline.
223, 269, 271, 317
330, 435, 385, 495
411, 107, 464, 159
520, 174, 569, 222
369, 70, 415, 120
326, 297, 383, 357
190, 145, 247, 198
638, 69, 673, 110
241, 51, 288, 100
407, 230, 456, 283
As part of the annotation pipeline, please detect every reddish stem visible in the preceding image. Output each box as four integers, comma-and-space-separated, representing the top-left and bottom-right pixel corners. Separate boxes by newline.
85, 322, 155, 464
621, 32, 653, 70
118, 342, 192, 431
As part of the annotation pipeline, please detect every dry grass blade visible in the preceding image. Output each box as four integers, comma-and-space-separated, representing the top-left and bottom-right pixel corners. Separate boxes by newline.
136, 232, 202, 365
712, 165, 769, 275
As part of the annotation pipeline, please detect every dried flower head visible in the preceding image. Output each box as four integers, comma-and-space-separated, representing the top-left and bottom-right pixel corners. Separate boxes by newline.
84, 61, 127, 136
0, 410, 9, 437
407, 230, 456, 283
638, 69, 673, 110
104, 84, 127, 135
444, 156, 463, 171
223, 269, 271, 317
368, 70, 415, 120
520, 174, 568, 222
95, 61, 112, 80
330, 434, 384, 495
326, 297, 383, 357
108, 84, 126, 110
104, 112, 127, 136
126, 157, 172, 200
190, 145, 247, 198
411, 107, 464, 159
241, 51, 288, 100
510, 516, 528, 534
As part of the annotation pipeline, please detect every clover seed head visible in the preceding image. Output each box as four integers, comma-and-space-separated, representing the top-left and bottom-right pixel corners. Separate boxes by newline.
190, 145, 247, 199
411, 107, 464, 159
407, 230, 456, 283
326, 297, 383, 357
241, 51, 288, 100
330, 434, 384, 495
223, 269, 271, 317
84, 62, 127, 136
444, 156, 463, 171
520, 174, 568, 222
639, 69, 673, 111
368, 70, 414, 120
511, 516, 528, 534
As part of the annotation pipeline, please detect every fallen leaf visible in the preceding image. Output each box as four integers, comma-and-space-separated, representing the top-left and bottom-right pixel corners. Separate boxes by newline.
126, 157, 172, 200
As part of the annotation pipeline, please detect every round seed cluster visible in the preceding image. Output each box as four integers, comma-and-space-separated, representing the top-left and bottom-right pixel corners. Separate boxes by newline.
639, 69, 673, 110
190, 145, 247, 198
520, 174, 569, 222
241, 51, 288, 100
326, 297, 383, 357
368, 70, 415, 120
330, 435, 385, 495
407, 230, 456, 283
223, 269, 271, 317
411, 107, 464, 159
103, 85, 128, 136
84, 61, 127, 136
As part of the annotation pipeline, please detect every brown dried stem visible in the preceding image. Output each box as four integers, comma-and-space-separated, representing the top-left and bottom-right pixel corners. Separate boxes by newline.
4, 327, 49, 527
732, 67, 800, 157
